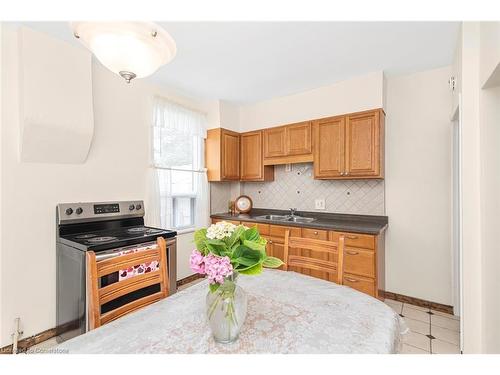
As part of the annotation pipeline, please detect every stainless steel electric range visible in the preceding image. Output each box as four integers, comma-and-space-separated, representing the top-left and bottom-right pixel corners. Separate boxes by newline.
56, 200, 177, 342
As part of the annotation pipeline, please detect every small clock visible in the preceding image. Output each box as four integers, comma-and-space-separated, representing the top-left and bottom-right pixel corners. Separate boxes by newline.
235, 195, 253, 213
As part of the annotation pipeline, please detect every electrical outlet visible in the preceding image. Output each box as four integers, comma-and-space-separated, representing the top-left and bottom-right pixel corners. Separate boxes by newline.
285, 163, 292, 172
315, 198, 326, 210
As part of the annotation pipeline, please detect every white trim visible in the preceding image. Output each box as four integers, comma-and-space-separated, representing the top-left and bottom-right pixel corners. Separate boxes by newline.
175, 228, 195, 235
151, 165, 207, 173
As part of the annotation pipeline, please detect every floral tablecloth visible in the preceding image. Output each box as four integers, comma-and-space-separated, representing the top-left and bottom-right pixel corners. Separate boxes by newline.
56, 269, 406, 354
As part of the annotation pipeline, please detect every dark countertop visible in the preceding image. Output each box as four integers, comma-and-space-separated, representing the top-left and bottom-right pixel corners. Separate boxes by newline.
210, 208, 388, 235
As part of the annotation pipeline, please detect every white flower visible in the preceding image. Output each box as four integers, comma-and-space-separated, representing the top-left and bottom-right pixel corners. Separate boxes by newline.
206, 221, 237, 240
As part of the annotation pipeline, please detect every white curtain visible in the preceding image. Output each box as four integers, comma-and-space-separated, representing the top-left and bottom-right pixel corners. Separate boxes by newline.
145, 168, 162, 227
147, 96, 209, 231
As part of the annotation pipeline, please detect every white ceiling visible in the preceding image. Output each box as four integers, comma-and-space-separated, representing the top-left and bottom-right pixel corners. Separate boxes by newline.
17, 22, 460, 103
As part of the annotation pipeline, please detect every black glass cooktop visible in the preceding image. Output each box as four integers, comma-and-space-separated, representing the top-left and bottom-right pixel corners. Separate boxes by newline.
60, 225, 177, 251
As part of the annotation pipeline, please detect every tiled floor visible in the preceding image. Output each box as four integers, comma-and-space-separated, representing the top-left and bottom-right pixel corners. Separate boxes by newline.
384, 299, 461, 354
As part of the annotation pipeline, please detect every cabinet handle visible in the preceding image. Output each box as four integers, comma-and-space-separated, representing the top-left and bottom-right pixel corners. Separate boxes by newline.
269, 240, 273, 244
314, 231, 318, 235
346, 250, 359, 255
346, 235, 358, 239
344, 277, 358, 283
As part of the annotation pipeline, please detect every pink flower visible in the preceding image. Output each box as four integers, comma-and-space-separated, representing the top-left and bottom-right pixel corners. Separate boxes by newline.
204, 254, 233, 284
189, 250, 206, 275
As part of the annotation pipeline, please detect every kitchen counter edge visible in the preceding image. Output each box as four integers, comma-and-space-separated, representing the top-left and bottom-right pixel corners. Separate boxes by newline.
210, 210, 388, 235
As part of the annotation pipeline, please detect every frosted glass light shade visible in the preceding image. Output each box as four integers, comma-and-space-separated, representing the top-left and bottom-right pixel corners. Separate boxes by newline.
71, 22, 176, 82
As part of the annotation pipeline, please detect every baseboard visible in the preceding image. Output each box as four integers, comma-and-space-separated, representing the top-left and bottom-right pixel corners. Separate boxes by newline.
380, 290, 454, 315
0, 319, 79, 354
176, 273, 203, 287
0, 276, 205, 354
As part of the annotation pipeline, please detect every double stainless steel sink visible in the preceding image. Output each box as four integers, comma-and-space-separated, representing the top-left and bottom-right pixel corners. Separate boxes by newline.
254, 214, 316, 223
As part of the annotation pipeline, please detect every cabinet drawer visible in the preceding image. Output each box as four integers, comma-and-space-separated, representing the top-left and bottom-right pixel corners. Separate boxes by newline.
269, 225, 301, 238
343, 248, 375, 278
240, 221, 270, 236
343, 273, 376, 297
329, 231, 375, 250
301, 228, 328, 240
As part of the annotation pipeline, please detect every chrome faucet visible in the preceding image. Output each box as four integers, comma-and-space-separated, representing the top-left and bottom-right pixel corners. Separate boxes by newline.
289, 208, 297, 217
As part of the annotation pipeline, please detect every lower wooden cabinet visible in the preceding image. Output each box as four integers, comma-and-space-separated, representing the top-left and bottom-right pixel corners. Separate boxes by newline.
343, 247, 375, 278
263, 235, 285, 271
210, 218, 384, 299
342, 273, 376, 296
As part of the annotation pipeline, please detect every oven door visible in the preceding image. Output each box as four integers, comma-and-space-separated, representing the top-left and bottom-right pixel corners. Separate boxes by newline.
86, 238, 177, 331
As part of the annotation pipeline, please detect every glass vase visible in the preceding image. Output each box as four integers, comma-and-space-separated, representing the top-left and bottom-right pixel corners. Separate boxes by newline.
205, 272, 248, 343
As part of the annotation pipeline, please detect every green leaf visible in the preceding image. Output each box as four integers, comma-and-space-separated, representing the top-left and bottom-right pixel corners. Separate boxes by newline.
194, 228, 207, 252
225, 225, 246, 248
205, 239, 228, 256
209, 283, 220, 293
234, 246, 263, 268
238, 262, 263, 275
262, 256, 284, 268
243, 239, 265, 252
232, 244, 247, 259
242, 227, 259, 241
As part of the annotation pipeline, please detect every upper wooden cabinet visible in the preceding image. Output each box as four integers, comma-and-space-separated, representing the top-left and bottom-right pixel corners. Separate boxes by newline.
313, 116, 345, 179
345, 110, 383, 177
206, 108, 384, 182
240, 131, 274, 181
263, 121, 313, 165
263, 126, 287, 158
313, 109, 384, 179
206, 128, 240, 182
286, 122, 312, 155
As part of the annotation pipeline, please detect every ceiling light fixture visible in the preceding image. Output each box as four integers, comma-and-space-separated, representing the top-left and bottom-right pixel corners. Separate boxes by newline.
71, 22, 176, 83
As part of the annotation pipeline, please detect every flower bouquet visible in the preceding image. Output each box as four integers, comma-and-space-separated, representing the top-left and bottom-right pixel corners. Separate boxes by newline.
190, 221, 283, 343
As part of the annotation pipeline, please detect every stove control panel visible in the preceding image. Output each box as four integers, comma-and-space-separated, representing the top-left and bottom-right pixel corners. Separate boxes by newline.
57, 200, 145, 224
94, 203, 120, 214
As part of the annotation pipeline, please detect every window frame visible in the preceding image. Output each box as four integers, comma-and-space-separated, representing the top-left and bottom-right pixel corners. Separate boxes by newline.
171, 194, 196, 230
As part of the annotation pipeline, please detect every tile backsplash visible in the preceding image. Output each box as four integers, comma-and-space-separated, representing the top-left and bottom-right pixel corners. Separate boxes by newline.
210, 181, 240, 214
210, 163, 385, 216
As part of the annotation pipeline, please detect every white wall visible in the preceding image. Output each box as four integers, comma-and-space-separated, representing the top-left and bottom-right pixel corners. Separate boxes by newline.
479, 85, 500, 353
479, 23, 500, 354
0, 23, 4, 344
459, 22, 483, 353
238, 71, 385, 131
385, 66, 453, 305
454, 20, 500, 355
480, 22, 500, 87
0, 25, 220, 347
219, 100, 240, 131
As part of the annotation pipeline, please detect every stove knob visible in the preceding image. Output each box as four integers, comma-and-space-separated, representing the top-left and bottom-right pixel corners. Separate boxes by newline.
129, 204, 135, 211
136, 204, 142, 210
65, 208, 73, 215
75, 207, 83, 215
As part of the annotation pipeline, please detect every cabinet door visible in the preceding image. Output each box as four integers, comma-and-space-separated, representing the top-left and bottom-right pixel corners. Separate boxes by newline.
313, 116, 345, 178
239, 131, 273, 181
286, 122, 312, 156
343, 273, 376, 297
263, 127, 287, 158
240, 131, 263, 180
221, 130, 240, 180
345, 110, 380, 177
263, 236, 285, 270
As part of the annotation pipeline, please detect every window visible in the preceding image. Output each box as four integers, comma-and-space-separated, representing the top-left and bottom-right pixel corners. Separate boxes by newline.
152, 97, 208, 231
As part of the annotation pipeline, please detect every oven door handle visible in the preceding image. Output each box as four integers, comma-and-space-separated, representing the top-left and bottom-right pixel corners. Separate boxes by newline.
95, 244, 160, 261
